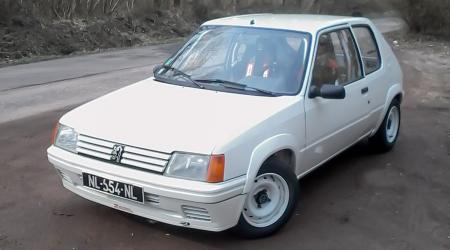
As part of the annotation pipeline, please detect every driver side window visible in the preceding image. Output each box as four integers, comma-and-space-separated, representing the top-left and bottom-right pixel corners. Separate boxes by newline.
312, 28, 362, 88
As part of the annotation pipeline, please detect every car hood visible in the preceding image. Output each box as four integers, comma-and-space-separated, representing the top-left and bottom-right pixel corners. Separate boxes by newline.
61, 78, 296, 154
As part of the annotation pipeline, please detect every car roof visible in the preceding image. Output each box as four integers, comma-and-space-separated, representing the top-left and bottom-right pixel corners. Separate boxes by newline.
202, 14, 369, 34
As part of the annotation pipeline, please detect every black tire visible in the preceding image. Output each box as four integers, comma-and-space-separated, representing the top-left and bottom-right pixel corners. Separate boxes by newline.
231, 159, 299, 238
369, 98, 401, 153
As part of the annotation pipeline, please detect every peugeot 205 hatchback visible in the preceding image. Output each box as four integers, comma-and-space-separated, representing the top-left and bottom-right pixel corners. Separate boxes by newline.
48, 14, 403, 238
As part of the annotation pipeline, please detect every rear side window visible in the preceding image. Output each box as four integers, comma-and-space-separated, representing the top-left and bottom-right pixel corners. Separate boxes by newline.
352, 26, 381, 74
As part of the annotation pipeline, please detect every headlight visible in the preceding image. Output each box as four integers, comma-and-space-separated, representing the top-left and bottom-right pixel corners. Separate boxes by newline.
53, 124, 78, 153
165, 153, 224, 183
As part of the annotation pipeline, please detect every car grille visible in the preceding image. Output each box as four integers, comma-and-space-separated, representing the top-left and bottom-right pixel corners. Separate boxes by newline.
76, 134, 171, 173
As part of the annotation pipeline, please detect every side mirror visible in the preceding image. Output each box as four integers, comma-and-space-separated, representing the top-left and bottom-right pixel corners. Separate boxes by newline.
309, 84, 346, 99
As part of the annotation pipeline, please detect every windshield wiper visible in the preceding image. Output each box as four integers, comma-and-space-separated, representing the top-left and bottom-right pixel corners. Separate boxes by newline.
195, 79, 278, 96
153, 64, 204, 89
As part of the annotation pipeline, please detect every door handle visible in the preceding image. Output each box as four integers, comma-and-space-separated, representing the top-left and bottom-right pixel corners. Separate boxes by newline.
361, 87, 369, 94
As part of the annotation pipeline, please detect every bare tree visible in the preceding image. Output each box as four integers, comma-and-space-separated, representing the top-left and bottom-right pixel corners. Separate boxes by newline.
126, 0, 135, 14
102, 0, 121, 15
52, 0, 77, 19
86, 0, 102, 14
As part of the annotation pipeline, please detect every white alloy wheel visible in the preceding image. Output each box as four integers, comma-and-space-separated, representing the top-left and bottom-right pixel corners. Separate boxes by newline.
243, 173, 290, 228
385, 106, 400, 143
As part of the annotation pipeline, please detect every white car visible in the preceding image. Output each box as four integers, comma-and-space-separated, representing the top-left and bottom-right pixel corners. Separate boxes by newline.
48, 14, 403, 238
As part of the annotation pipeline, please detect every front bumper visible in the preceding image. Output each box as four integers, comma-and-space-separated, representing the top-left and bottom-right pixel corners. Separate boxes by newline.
47, 146, 246, 232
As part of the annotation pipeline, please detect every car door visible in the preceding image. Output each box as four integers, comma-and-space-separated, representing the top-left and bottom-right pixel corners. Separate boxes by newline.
351, 25, 385, 130
303, 26, 372, 170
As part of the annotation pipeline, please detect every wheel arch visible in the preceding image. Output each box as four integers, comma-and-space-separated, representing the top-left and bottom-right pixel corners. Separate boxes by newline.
243, 134, 299, 193
371, 83, 404, 136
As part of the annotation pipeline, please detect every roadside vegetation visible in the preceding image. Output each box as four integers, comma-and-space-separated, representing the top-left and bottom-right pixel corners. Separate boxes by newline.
403, 0, 450, 38
0, 0, 448, 65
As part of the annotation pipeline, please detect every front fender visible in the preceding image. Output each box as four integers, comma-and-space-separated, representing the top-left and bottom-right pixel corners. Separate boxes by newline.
243, 134, 300, 193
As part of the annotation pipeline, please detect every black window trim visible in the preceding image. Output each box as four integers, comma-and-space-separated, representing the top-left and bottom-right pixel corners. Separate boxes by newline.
350, 24, 382, 76
338, 27, 365, 86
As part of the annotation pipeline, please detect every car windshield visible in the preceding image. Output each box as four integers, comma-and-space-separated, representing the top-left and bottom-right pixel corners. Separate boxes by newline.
156, 26, 311, 96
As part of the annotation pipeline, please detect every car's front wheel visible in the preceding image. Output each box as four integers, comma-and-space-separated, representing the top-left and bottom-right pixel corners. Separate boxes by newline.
231, 159, 299, 238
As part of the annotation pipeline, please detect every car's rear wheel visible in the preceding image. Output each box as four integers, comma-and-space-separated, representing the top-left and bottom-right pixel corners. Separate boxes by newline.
231, 159, 299, 238
369, 98, 401, 152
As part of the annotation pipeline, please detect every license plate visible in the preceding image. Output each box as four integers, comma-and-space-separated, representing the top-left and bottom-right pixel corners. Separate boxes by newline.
82, 173, 144, 203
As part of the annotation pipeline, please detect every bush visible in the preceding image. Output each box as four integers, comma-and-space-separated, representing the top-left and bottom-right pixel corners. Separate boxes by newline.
0, 0, 22, 24
405, 0, 450, 38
